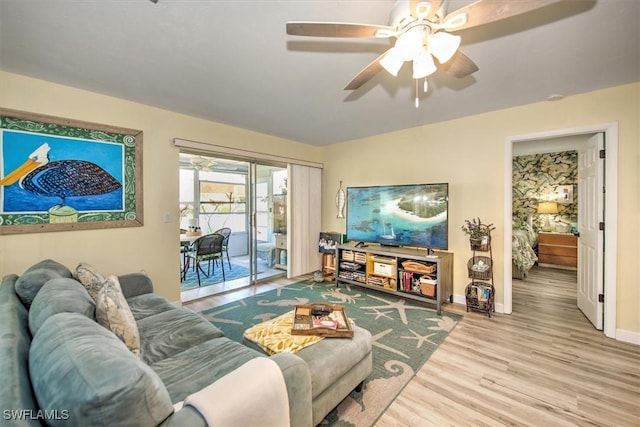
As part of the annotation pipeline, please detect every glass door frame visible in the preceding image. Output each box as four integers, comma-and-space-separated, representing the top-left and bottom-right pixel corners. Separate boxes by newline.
179, 152, 287, 293
248, 162, 288, 284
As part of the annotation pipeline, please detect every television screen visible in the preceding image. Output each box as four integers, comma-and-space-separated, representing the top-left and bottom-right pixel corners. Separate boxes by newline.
346, 183, 448, 250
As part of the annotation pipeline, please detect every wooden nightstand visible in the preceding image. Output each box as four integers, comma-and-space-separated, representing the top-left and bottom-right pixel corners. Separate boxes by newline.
537, 232, 577, 269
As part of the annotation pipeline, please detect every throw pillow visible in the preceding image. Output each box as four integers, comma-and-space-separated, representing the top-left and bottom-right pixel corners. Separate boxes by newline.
95, 276, 141, 358
74, 262, 106, 301
14, 259, 73, 308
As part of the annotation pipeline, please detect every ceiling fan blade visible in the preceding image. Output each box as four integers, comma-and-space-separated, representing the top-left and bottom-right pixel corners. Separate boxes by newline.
443, 0, 563, 32
344, 51, 388, 90
286, 22, 395, 38
436, 50, 478, 78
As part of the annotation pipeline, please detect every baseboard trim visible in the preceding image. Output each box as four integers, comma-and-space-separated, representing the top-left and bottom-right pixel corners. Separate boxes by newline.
615, 328, 640, 345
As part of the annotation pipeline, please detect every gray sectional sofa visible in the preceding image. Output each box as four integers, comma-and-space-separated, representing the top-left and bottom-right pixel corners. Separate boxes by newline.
1, 259, 373, 427
0, 259, 315, 426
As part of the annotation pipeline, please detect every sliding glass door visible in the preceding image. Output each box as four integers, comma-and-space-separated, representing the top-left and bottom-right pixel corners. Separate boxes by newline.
179, 152, 287, 297
250, 164, 288, 281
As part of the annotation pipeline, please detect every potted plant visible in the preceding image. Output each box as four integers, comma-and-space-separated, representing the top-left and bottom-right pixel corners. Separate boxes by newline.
461, 217, 495, 251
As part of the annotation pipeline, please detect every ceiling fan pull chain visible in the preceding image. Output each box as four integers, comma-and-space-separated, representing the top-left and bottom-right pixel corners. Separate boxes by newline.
415, 79, 420, 108
424, 77, 428, 92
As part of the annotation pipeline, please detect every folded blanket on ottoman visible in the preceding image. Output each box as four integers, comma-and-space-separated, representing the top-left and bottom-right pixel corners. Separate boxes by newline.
184, 358, 289, 427
243, 310, 323, 355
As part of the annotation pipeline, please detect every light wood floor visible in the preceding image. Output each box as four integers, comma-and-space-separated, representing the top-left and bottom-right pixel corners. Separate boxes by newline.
185, 267, 640, 427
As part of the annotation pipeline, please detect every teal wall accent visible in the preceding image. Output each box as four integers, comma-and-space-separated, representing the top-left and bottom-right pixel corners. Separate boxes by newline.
513, 151, 578, 231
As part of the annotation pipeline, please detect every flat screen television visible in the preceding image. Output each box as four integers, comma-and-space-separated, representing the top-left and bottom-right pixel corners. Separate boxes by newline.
346, 183, 448, 250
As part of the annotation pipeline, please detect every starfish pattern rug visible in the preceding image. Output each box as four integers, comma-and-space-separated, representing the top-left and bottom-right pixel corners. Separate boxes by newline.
196, 278, 461, 426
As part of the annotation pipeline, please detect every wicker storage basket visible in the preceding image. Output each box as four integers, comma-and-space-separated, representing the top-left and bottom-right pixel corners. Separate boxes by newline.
469, 236, 491, 252
401, 260, 436, 274
420, 283, 436, 297
354, 252, 367, 263
467, 256, 492, 280
465, 281, 493, 310
342, 250, 354, 261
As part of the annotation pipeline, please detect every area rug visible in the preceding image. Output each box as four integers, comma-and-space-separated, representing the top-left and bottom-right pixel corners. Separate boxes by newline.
197, 279, 461, 426
181, 262, 251, 291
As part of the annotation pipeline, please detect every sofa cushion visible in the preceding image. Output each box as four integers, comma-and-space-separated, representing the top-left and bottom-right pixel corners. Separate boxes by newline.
14, 259, 72, 307
137, 308, 224, 365
127, 293, 178, 320
74, 262, 106, 301
29, 313, 173, 427
95, 276, 141, 358
150, 336, 264, 403
0, 275, 40, 421
293, 325, 372, 399
29, 278, 95, 336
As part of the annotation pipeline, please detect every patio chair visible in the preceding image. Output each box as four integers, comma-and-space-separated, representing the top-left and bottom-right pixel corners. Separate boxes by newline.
185, 233, 226, 286
213, 227, 232, 269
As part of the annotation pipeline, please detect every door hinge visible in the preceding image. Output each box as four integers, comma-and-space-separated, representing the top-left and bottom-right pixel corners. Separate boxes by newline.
599, 149, 606, 159
598, 294, 605, 303
599, 222, 605, 231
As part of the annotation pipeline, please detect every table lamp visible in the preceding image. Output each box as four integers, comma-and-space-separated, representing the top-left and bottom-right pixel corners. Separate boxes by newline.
537, 201, 559, 232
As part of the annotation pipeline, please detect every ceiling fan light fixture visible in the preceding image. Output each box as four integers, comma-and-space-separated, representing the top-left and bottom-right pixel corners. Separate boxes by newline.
395, 26, 425, 61
429, 31, 461, 63
412, 50, 437, 79
380, 47, 405, 76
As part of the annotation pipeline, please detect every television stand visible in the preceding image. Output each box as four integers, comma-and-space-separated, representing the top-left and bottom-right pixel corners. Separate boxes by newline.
380, 242, 400, 248
335, 243, 453, 314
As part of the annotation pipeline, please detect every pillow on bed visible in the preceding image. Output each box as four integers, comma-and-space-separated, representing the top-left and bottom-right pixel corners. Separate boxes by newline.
521, 222, 536, 246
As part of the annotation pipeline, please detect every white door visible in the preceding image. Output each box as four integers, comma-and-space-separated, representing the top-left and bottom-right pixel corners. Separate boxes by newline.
577, 133, 604, 329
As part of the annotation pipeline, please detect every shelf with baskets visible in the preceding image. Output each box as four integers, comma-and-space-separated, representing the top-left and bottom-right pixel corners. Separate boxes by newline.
464, 235, 495, 317
335, 244, 453, 314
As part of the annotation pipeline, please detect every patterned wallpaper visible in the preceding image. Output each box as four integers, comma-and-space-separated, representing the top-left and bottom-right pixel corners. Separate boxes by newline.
513, 150, 578, 231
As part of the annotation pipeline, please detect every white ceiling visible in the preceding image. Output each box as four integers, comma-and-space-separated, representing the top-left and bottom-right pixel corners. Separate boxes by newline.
1, 1, 638, 146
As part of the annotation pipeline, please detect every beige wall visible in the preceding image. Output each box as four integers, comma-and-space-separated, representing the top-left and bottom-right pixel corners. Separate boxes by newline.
1, 71, 637, 337
321, 83, 639, 337
0, 71, 321, 302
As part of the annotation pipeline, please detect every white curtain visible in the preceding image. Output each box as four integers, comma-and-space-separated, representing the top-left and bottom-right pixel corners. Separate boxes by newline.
288, 164, 322, 278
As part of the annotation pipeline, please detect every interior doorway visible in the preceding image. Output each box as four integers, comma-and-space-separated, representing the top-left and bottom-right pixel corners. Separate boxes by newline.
504, 123, 618, 339
178, 153, 287, 302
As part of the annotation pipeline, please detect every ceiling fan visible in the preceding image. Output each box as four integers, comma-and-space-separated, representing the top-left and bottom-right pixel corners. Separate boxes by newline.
189, 156, 217, 172
287, 0, 561, 105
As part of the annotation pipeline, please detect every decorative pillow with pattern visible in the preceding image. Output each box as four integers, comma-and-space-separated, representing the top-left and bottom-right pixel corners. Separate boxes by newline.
95, 275, 141, 358
74, 262, 106, 301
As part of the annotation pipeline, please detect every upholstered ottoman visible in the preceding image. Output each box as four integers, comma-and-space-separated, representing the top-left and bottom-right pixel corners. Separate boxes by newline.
243, 315, 372, 425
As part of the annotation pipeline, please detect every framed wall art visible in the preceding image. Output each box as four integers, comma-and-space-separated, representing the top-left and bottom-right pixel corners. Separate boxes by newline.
554, 185, 574, 204
0, 108, 143, 234
318, 231, 343, 254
